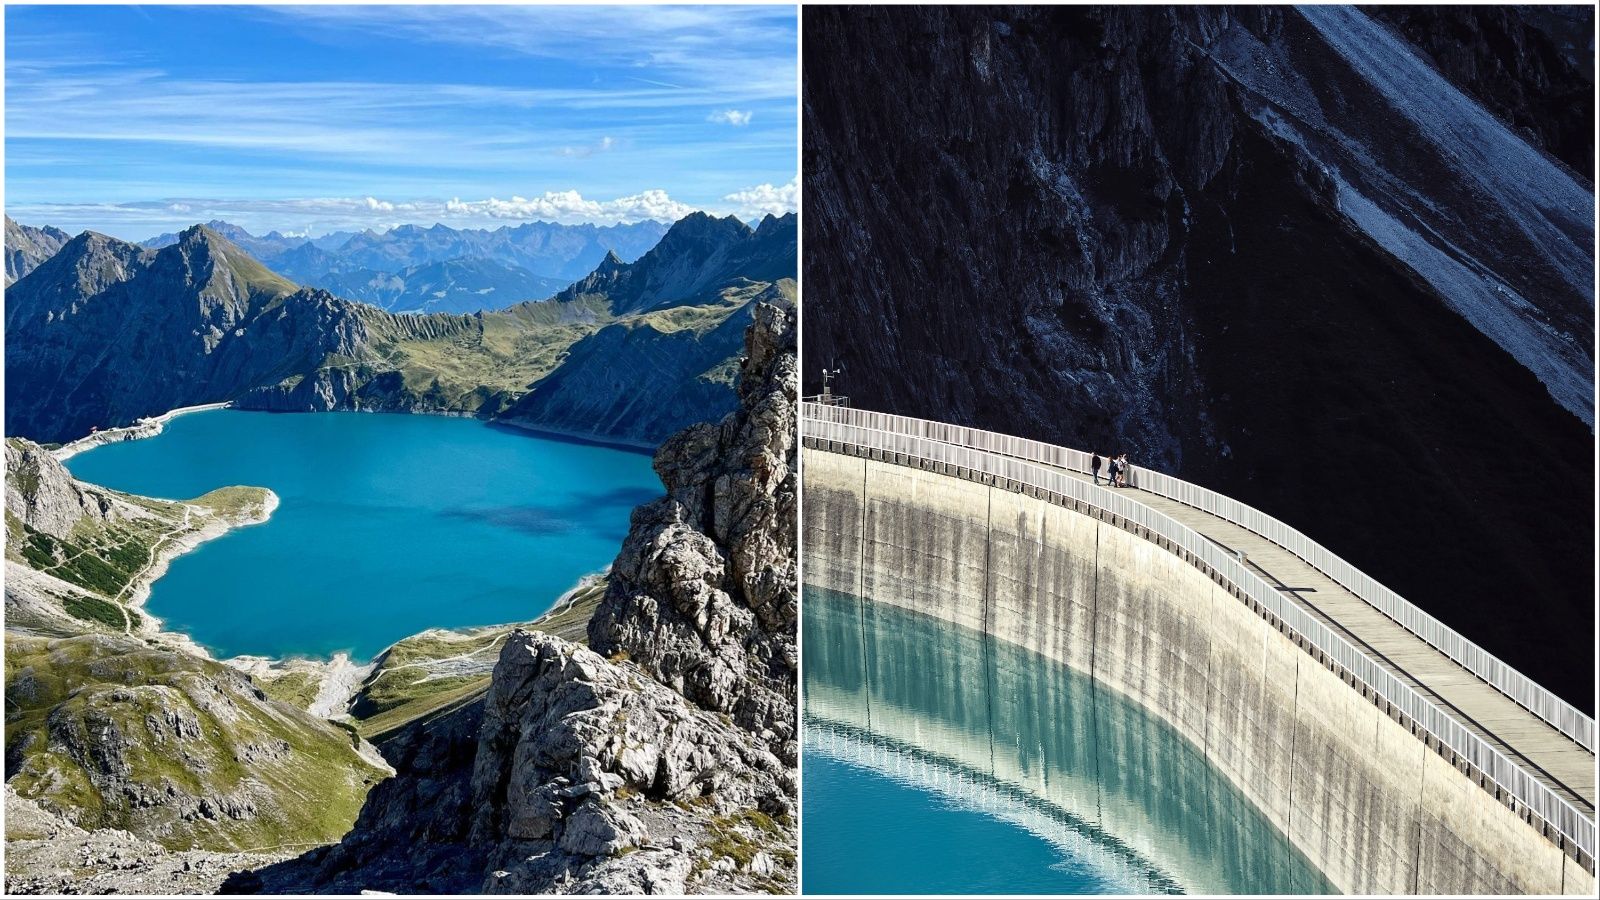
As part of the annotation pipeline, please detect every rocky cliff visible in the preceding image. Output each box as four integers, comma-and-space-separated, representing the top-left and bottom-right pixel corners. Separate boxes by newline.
238, 303, 798, 894
802, 5, 1594, 707
4, 216, 69, 286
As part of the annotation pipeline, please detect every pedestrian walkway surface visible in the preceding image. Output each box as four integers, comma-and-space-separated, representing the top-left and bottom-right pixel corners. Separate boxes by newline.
1057, 466, 1596, 814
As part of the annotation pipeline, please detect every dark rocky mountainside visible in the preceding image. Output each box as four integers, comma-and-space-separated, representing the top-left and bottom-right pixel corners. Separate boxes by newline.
1364, 4, 1594, 180
238, 303, 798, 894
4, 216, 70, 286
802, 6, 1594, 707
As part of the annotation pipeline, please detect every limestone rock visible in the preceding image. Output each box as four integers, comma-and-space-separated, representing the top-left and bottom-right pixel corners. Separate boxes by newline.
589, 300, 799, 762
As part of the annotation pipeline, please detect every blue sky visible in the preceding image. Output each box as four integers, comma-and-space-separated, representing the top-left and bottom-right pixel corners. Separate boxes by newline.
4, 4, 798, 239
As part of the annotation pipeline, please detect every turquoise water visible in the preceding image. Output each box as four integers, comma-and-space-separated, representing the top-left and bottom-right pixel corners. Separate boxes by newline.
65, 410, 658, 660
801, 586, 1335, 895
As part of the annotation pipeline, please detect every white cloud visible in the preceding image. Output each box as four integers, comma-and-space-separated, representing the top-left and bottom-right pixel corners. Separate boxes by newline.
11, 180, 803, 240
709, 109, 753, 127
723, 178, 798, 219
445, 189, 697, 224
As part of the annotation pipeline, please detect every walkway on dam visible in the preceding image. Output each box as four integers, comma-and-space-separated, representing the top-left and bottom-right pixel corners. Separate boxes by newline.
1052, 463, 1596, 816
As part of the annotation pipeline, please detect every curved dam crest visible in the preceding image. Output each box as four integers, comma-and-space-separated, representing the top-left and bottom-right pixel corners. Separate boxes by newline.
802, 445, 1596, 895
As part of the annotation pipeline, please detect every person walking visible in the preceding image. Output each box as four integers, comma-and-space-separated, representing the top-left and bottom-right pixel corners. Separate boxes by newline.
1118, 453, 1131, 488
1091, 451, 1103, 485
1106, 453, 1120, 488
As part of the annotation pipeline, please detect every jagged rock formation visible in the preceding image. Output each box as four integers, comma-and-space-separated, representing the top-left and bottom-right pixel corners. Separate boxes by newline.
802, 5, 1594, 708
8, 214, 795, 449
4, 216, 69, 285
588, 301, 798, 757
238, 303, 798, 894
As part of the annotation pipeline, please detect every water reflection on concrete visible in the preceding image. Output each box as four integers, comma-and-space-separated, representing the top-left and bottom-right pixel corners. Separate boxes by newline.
803, 585, 1336, 895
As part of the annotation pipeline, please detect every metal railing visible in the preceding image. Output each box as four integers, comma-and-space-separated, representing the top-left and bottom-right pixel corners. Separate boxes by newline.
802, 402, 1595, 754
802, 412, 1596, 861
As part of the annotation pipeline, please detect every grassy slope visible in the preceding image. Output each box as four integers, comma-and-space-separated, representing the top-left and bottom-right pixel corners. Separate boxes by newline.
4, 633, 386, 852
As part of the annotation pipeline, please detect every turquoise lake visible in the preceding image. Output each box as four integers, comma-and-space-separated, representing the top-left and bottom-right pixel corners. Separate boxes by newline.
801, 586, 1335, 895
65, 410, 658, 661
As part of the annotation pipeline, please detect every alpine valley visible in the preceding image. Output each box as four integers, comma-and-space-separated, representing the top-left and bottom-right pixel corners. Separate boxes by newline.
3, 210, 799, 894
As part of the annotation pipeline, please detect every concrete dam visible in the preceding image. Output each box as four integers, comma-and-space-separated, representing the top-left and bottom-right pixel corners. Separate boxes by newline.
801, 403, 1596, 895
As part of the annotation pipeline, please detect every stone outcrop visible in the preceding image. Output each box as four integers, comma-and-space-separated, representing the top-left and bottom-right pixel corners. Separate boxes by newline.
5, 439, 112, 539
802, 5, 1594, 708
589, 301, 798, 758
4, 787, 303, 896
239, 303, 798, 894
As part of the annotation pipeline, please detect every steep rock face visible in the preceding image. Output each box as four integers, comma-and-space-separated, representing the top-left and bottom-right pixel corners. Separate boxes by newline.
4, 440, 111, 539
588, 301, 798, 756
239, 306, 799, 894
802, 6, 1593, 706
1364, 4, 1594, 179
4, 216, 70, 285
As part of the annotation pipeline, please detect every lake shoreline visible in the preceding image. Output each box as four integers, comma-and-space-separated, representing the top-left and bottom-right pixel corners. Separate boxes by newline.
62, 404, 651, 721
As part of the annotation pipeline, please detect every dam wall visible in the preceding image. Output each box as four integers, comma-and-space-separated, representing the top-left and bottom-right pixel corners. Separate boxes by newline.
803, 446, 1595, 895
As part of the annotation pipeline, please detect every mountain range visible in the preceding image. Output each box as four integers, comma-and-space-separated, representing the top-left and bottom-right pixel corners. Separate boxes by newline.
139, 218, 672, 315
801, 5, 1594, 706
5, 211, 795, 448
